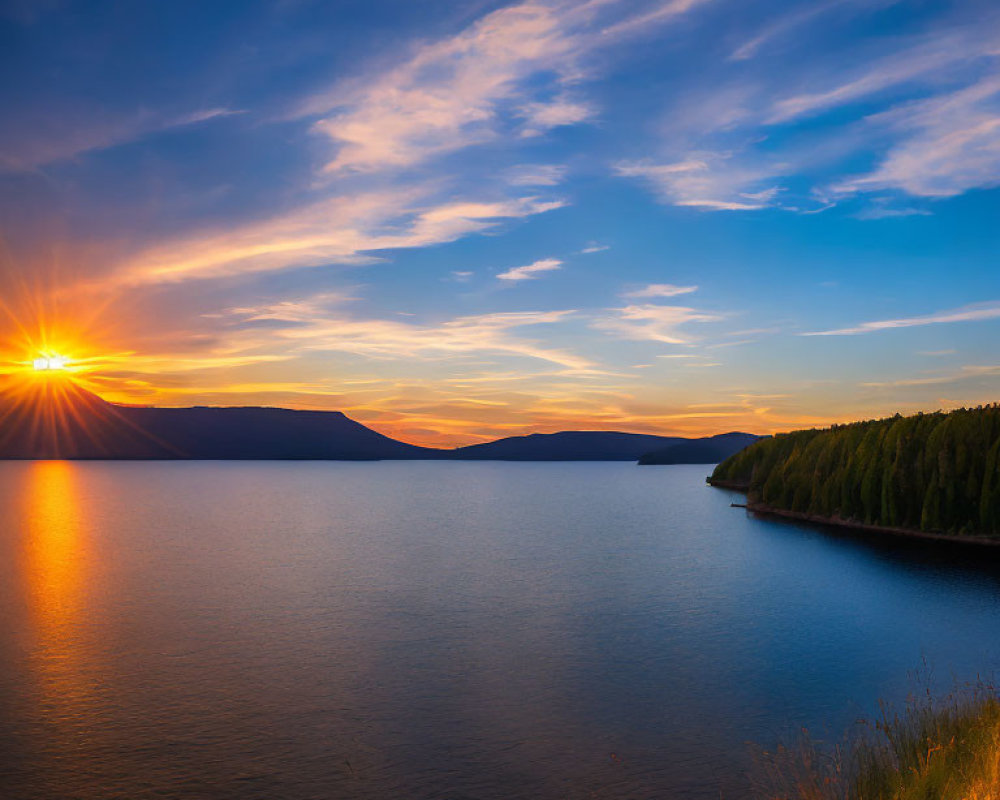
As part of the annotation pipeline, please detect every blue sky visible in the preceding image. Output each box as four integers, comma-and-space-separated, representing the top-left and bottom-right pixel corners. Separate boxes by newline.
0, 0, 997, 445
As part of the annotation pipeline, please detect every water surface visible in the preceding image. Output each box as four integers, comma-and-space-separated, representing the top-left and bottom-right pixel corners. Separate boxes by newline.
0, 461, 998, 799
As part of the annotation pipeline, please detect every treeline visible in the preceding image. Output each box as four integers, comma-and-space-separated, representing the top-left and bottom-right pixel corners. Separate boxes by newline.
711, 405, 1000, 536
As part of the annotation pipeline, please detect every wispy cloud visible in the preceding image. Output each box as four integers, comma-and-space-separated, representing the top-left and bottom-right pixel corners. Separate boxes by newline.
863, 365, 1000, 388
731, 0, 873, 61
303, 2, 582, 172
599, 0, 714, 39
767, 24, 1000, 124
594, 303, 726, 344
520, 96, 594, 137
616, 157, 782, 211
834, 75, 1000, 198
226, 298, 591, 369
803, 302, 1000, 336
506, 164, 567, 186
623, 283, 698, 298
112, 193, 564, 285
497, 257, 562, 282
619, 12, 1000, 212
733, 0, 907, 62
299, 0, 714, 174
853, 202, 932, 220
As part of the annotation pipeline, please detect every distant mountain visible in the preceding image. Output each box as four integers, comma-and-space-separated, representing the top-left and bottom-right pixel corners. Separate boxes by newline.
0, 377, 762, 462
637, 432, 762, 465
0, 378, 435, 460
451, 431, 689, 461
117, 405, 437, 460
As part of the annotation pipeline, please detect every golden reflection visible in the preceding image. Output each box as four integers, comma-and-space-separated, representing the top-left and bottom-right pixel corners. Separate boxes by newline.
22, 460, 94, 713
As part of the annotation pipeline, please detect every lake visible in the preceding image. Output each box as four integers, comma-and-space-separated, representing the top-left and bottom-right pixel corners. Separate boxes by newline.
0, 460, 998, 799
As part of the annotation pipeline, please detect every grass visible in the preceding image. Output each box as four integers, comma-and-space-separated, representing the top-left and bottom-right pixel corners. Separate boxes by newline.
753, 688, 1000, 800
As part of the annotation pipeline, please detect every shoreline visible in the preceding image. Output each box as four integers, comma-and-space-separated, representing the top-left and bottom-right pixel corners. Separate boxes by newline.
707, 479, 1000, 548
703, 478, 749, 492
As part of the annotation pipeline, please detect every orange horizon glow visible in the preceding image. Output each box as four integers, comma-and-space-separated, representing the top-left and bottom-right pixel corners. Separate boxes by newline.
0, 359, 930, 451
0, 265, 882, 449
0, 280, 964, 449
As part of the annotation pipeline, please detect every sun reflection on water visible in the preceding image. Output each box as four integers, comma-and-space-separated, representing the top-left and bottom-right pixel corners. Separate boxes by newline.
22, 460, 96, 727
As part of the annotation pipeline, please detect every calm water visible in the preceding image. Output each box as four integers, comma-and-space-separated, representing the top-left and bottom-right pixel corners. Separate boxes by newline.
0, 461, 998, 799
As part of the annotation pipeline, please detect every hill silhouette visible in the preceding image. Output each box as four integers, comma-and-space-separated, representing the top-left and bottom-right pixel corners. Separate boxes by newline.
637, 432, 762, 465
0, 377, 760, 462
453, 431, 689, 461
0, 377, 434, 460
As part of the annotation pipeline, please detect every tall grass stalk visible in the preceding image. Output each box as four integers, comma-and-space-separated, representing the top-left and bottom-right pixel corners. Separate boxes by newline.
754, 688, 1000, 800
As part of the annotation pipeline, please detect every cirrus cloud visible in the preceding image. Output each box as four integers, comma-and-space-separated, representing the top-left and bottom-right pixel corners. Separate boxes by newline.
497, 257, 562, 282
802, 301, 1000, 336
594, 303, 726, 344
111, 194, 565, 286
299, 0, 715, 174
623, 283, 698, 298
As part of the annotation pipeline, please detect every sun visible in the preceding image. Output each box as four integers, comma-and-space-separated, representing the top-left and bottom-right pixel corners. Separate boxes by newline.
32, 355, 70, 372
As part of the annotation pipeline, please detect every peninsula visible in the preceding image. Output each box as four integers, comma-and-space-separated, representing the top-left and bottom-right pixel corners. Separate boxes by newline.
709, 405, 1000, 542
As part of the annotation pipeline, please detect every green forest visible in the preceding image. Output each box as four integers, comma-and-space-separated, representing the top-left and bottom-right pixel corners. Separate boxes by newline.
711, 405, 1000, 537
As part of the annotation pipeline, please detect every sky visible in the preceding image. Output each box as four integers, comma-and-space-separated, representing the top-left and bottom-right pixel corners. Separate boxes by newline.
0, 0, 997, 447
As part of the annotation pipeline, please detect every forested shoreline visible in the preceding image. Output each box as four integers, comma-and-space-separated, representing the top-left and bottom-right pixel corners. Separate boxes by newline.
710, 405, 1000, 538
